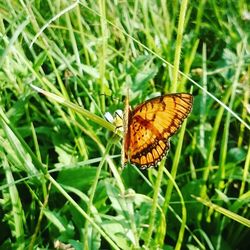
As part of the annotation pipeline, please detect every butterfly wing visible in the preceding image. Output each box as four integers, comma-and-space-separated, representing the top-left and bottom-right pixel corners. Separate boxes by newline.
124, 93, 193, 169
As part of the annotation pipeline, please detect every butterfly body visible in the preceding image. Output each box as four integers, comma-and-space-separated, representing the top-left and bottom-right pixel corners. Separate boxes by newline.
123, 93, 193, 169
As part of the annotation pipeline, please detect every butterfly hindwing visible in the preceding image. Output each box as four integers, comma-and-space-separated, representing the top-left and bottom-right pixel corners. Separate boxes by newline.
125, 93, 193, 169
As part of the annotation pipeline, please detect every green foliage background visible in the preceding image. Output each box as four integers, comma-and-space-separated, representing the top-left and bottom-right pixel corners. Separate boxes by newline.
0, 0, 249, 249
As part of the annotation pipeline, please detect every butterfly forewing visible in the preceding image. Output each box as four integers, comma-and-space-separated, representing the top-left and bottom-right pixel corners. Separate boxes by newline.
124, 93, 193, 169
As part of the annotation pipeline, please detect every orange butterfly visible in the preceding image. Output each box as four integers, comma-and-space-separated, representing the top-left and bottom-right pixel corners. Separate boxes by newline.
122, 93, 193, 169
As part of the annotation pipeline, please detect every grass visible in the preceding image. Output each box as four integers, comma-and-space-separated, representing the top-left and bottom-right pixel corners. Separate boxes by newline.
0, 0, 250, 249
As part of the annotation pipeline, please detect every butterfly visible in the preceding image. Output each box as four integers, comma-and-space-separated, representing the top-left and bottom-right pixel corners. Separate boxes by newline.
121, 93, 193, 169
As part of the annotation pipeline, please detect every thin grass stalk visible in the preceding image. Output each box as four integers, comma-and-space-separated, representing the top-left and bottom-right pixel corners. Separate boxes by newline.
48, 175, 120, 250
142, 1, 157, 51
159, 119, 188, 247
125, 1, 139, 60
172, 133, 187, 250
218, 42, 245, 190
164, 122, 188, 211
98, 0, 107, 113
200, 43, 207, 157
84, 139, 114, 249
170, 0, 189, 93
126, 200, 140, 248
141, 0, 150, 45
194, 0, 206, 34
160, 0, 171, 41
164, 169, 187, 250
180, 39, 199, 90
26, 106, 48, 203
215, 212, 229, 250
28, 183, 51, 250
178, 0, 206, 88
237, 66, 250, 147
145, 160, 165, 247
65, 10, 82, 74
2, 156, 25, 250
189, 132, 198, 179
26, 108, 42, 162
76, 4, 90, 66
123, 1, 139, 60
239, 139, 250, 196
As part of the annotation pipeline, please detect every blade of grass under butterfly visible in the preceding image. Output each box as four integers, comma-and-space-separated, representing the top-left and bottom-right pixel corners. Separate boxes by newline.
30, 84, 115, 133
193, 196, 250, 228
